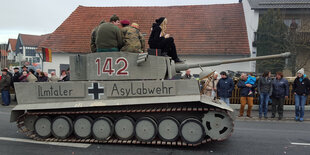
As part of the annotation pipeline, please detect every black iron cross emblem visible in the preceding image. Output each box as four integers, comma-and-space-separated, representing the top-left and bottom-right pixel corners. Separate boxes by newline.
88, 83, 104, 99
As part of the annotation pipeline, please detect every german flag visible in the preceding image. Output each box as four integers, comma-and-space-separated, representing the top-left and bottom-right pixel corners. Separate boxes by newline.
42, 48, 52, 62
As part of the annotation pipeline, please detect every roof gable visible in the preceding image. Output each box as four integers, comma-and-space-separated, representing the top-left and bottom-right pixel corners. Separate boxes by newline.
39, 4, 250, 55
7, 38, 17, 52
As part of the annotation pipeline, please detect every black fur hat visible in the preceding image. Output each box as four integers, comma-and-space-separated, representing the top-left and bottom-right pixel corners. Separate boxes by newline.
155, 17, 165, 25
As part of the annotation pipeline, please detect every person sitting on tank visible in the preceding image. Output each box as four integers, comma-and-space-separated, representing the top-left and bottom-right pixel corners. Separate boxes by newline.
90, 19, 105, 53
148, 17, 183, 63
120, 20, 145, 53
95, 15, 123, 52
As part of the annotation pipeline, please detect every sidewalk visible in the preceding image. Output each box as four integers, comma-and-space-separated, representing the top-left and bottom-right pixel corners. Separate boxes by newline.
230, 104, 310, 121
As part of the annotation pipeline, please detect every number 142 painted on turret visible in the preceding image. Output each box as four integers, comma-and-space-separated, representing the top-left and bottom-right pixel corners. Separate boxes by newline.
95, 57, 129, 76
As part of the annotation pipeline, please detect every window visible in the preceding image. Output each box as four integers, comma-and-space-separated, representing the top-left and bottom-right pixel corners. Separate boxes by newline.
33, 57, 40, 63
284, 19, 301, 30
48, 69, 56, 74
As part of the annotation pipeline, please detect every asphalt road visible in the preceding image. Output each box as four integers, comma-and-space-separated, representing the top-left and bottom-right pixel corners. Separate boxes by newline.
0, 106, 309, 155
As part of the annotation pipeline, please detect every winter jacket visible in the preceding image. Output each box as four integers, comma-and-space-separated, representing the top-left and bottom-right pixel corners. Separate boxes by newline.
257, 77, 273, 96
0, 74, 11, 91
120, 26, 145, 53
49, 75, 59, 82
19, 75, 28, 82
12, 72, 21, 83
237, 79, 257, 97
27, 74, 37, 82
37, 76, 48, 82
59, 75, 70, 82
272, 78, 289, 98
217, 77, 234, 98
95, 22, 123, 50
148, 23, 165, 49
293, 75, 310, 95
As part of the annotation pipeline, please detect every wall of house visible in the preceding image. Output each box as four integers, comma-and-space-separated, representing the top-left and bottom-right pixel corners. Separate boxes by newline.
7, 44, 15, 61
43, 53, 77, 77
179, 55, 252, 75
243, 0, 260, 72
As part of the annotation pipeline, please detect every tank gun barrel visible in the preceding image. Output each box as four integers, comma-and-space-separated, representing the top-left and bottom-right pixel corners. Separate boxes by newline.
175, 52, 291, 72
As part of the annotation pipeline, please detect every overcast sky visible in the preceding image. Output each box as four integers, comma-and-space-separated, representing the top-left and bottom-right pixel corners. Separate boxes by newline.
0, 0, 237, 44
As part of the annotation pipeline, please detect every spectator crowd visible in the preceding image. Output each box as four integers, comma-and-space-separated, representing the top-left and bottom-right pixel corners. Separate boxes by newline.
0, 65, 70, 106
199, 68, 310, 122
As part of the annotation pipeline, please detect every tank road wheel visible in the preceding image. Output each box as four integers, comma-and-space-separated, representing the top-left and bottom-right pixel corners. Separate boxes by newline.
51, 116, 73, 139
92, 117, 114, 140
34, 116, 52, 138
135, 117, 157, 142
24, 115, 38, 131
73, 116, 93, 139
158, 116, 180, 142
180, 118, 205, 144
202, 111, 234, 141
114, 116, 135, 140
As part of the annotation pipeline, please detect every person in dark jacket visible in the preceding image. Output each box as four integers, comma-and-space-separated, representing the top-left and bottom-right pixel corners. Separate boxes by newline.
271, 72, 289, 120
257, 71, 273, 119
12, 67, 21, 87
237, 73, 257, 117
217, 71, 234, 105
37, 72, 48, 82
293, 68, 310, 122
90, 19, 105, 53
0, 69, 11, 106
148, 17, 182, 63
59, 70, 70, 82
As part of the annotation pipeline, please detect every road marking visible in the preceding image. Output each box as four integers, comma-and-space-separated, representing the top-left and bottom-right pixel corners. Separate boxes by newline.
291, 142, 310, 146
0, 137, 91, 148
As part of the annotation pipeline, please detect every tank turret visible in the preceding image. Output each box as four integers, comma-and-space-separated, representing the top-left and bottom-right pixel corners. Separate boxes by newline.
70, 52, 291, 80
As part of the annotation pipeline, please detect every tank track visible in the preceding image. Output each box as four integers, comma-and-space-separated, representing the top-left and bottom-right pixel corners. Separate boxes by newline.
16, 105, 234, 147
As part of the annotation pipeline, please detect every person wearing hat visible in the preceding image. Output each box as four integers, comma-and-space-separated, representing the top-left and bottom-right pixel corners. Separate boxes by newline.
95, 15, 123, 52
0, 69, 11, 106
216, 71, 234, 106
22, 65, 28, 73
120, 20, 145, 53
12, 67, 21, 85
148, 17, 183, 63
90, 19, 105, 53
293, 68, 310, 122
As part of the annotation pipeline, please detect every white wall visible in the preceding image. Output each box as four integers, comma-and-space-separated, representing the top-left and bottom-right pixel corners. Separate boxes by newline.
43, 53, 76, 77
243, 0, 259, 72
179, 55, 252, 75
7, 44, 15, 60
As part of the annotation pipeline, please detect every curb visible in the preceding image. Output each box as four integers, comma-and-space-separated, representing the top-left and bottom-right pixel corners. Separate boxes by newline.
230, 104, 310, 111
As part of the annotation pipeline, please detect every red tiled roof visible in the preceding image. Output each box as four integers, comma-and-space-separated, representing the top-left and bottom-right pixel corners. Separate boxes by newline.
0, 50, 7, 57
39, 4, 250, 55
8, 38, 17, 52
20, 34, 50, 47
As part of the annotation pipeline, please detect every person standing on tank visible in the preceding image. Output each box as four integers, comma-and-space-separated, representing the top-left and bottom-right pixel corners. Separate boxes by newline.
271, 72, 289, 120
237, 73, 257, 118
257, 71, 273, 119
293, 68, 310, 122
216, 71, 234, 106
95, 15, 123, 52
148, 17, 183, 63
120, 20, 145, 53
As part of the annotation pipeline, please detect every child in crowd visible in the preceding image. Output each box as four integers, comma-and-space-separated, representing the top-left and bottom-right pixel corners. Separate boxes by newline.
245, 73, 256, 95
